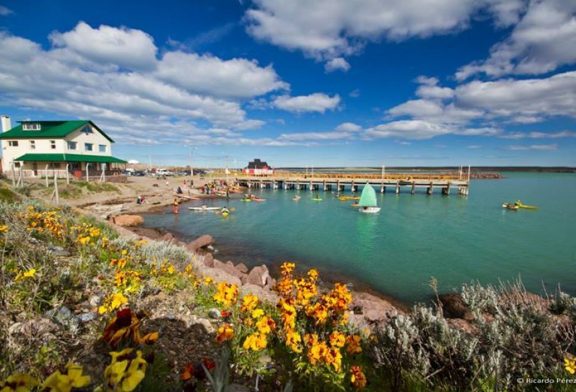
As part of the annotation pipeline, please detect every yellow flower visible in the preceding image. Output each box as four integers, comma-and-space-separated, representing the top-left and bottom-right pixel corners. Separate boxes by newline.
0, 373, 38, 392
213, 282, 239, 308
41, 363, 90, 392
98, 292, 129, 314
251, 308, 265, 319
285, 330, 303, 353
105, 349, 148, 392
203, 277, 214, 285
241, 294, 259, 313
565, 355, 576, 375
15, 268, 37, 282
256, 316, 275, 335
329, 331, 346, 348
0, 225, 8, 234
243, 333, 268, 351
280, 262, 295, 276
216, 324, 234, 343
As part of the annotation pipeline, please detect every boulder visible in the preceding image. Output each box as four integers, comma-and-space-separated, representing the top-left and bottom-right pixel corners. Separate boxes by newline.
213, 259, 245, 280
351, 292, 401, 324
240, 284, 279, 304
245, 265, 270, 287
186, 234, 214, 252
111, 214, 144, 227
162, 232, 175, 242
203, 268, 242, 287
203, 253, 214, 268
235, 263, 249, 274
439, 293, 473, 320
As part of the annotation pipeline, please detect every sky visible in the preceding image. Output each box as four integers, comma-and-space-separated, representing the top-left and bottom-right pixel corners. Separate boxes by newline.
0, 0, 575, 168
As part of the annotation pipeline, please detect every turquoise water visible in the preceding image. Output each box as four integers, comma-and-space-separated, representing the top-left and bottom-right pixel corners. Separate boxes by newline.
143, 173, 576, 304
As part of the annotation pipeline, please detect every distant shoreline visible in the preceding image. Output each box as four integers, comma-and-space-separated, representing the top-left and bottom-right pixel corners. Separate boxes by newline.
275, 166, 576, 173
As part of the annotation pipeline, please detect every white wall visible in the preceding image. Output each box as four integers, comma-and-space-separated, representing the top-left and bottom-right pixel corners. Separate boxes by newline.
1, 122, 113, 174
66, 124, 112, 155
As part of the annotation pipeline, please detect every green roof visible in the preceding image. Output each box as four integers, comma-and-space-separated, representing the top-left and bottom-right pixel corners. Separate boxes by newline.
15, 153, 126, 164
0, 120, 115, 142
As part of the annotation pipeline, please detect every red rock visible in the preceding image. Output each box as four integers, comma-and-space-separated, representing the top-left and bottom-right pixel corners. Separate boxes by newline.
111, 214, 144, 227
245, 265, 270, 287
213, 259, 245, 280
235, 263, 248, 274
186, 234, 214, 252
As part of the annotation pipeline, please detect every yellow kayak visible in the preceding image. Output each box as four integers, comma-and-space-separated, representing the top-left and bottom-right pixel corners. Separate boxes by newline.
338, 196, 359, 201
514, 200, 538, 209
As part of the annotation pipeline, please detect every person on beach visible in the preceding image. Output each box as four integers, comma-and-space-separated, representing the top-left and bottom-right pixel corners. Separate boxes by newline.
172, 198, 180, 214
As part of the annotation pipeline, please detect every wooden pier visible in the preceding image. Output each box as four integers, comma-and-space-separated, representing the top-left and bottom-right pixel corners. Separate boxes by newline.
213, 172, 471, 196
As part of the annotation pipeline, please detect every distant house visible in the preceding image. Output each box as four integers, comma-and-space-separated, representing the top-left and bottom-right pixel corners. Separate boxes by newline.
243, 159, 274, 176
0, 116, 126, 178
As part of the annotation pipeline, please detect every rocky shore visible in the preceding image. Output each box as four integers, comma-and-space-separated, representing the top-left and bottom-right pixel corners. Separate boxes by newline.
104, 214, 405, 330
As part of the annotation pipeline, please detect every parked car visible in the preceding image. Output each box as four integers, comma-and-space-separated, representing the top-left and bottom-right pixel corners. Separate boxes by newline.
155, 169, 174, 176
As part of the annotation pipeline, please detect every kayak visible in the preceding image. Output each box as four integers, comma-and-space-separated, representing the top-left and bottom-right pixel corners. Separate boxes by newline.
515, 200, 538, 209
312, 198, 323, 201
338, 196, 359, 201
502, 203, 519, 211
241, 198, 252, 202
189, 206, 221, 211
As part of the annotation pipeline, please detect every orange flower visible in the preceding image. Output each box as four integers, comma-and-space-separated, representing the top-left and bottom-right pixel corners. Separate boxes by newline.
216, 324, 234, 343
329, 331, 346, 348
346, 335, 362, 354
350, 365, 367, 389
240, 294, 259, 313
180, 363, 195, 381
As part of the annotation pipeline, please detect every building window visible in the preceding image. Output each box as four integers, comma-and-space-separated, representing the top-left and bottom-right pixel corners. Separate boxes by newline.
82, 125, 93, 134
22, 123, 41, 131
8, 141, 18, 147
85, 143, 93, 151
50, 140, 56, 149
67, 141, 77, 150
30, 140, 35, 149
99, 144, 106, 153
14, 162, 21, 168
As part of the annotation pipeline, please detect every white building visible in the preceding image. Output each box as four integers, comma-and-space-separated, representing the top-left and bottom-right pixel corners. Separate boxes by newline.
0, 116, 125, 178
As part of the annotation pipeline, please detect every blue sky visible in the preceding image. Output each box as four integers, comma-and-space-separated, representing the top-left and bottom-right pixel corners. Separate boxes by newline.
1, 0, 575, 167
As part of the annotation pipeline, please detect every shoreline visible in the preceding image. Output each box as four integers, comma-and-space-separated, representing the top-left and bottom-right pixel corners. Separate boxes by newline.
120, 215, 412, 313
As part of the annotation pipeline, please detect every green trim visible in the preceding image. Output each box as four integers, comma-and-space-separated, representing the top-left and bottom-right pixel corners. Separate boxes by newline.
0, 120, 115, 143
15, 153, 126, 164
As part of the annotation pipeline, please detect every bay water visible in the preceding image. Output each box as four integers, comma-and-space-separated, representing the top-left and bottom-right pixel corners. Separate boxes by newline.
143, 173, 576, 304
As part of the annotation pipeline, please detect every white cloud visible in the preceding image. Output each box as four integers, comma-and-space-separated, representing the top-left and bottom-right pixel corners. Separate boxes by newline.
455, 71, 576, 119
273, 93, 340, 113
335, 122, 362, 132
245, 0, 525, 61
156, 51, 287, 99
50, 22, 158, 70
365, 120, 453, 140
457, 0, 576, 79
324, 57, 351, 72
0, 5, 13, 15
278, 121, 362, 141
500, 130, 576, 139
508, 144, 558, 150
415, 76, 454, 99
0, 23, 291, 144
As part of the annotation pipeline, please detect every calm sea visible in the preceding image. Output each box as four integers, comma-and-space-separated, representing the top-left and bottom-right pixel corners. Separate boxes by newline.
142, 172, 576, 304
